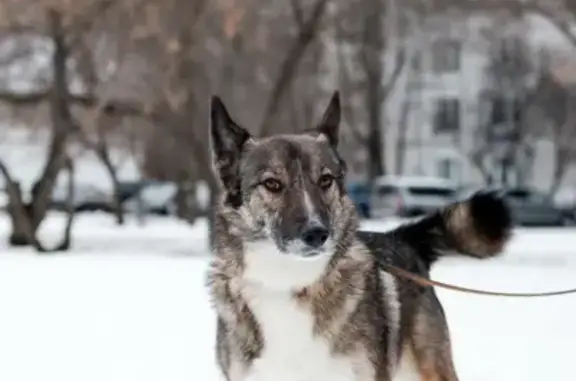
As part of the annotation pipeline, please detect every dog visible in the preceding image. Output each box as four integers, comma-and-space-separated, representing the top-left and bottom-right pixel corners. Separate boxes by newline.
206, 92, 512, 381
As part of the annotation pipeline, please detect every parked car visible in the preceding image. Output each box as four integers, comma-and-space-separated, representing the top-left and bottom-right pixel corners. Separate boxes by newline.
123, 181, 177, 216
370, 176, 458, 218
559, 206, 576, 225
50, 182, 111, 212
346, 181, 371, 218
553, 189, 576, 225
456, 186, 572, 227
116, 180, 146, 203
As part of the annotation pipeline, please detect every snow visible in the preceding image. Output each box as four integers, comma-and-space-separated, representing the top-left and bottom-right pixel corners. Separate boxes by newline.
0, 213, 575, 381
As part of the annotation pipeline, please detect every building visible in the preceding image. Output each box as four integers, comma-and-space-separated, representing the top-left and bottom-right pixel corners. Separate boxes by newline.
387, 8, 576, 193
324, 3, 576, 195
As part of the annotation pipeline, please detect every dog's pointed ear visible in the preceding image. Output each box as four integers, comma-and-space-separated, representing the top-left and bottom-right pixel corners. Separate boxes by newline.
209, 96, 252, 205
316, 91, 341, 147
210, 96, 251, 159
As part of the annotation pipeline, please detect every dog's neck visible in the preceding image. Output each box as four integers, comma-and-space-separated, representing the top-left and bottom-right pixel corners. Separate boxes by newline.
241, 238, 335, 292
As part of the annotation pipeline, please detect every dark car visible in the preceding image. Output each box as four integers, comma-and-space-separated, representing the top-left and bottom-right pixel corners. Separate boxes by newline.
116, 180, 146, 203
505, 188, 573, 226
456, 186, 572, 227
346, 182, 371, 218
123, 181, 177, 216
559, 206, 576, 225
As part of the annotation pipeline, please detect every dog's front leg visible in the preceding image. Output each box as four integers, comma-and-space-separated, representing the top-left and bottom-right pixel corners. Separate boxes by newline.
209, 270, 263, 381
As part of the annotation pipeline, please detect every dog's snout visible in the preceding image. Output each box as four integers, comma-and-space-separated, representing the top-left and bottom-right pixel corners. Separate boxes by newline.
301, 225, 329, 248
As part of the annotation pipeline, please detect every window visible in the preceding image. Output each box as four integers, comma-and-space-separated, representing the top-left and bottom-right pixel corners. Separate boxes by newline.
406, 186, 455, 198
485, 95, 525, 143
436, 158, 460, 181
506, 188, 546, 203
375, 185, 398, 197
431, 39, 461, 73
489, 96, 523, 126
433, 98, 460, 133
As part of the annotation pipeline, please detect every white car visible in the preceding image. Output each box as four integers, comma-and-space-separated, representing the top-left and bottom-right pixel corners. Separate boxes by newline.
370, 175, 458, 219
50, 182, 110, 212
123, 181, 177, 216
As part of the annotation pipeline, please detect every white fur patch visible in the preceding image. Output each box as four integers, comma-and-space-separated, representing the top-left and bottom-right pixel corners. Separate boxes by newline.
227, 360, 246, 381
380, 270, 401, 374
302, 190, 318, 220
392, 345, 421, 381
242, 239, 333, 291
241, 239, 374, 381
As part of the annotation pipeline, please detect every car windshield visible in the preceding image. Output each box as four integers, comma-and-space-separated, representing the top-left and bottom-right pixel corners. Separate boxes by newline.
506, 189, 546, 203
406, 186, 455, 197
375, 185, 397, 196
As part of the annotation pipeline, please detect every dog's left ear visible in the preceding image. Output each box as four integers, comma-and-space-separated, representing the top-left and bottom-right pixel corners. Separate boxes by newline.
210, 96, 252, 206
316, 91, 341, 147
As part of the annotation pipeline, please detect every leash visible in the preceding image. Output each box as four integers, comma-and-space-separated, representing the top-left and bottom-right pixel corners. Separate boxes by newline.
379, 262, 576, 298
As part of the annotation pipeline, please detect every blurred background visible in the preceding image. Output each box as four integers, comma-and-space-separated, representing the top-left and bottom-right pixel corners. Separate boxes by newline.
0, 1, 575, 381
0, 0, 575, 245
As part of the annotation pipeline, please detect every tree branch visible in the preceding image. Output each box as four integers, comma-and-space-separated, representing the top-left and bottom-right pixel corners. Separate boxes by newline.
258, 0, 330, 136
334, 26, 366, 145
523, 1, 576, 49
382, 48, 406, 102
290, 0, 305, 29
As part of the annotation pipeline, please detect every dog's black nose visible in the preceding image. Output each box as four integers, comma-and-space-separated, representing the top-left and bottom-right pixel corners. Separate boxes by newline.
301, 226, 329, 248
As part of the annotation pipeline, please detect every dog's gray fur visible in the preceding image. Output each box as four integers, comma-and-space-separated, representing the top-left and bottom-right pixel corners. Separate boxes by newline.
206, 92, 512, 381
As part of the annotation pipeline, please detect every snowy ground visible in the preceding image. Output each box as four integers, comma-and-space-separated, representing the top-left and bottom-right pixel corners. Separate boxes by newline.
0, 213, 575, 381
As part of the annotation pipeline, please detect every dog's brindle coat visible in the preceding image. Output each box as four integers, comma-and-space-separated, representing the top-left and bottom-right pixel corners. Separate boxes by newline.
207, 92, 512, 381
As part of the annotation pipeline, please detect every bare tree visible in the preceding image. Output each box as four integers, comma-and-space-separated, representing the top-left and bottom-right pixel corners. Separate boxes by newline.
529, 51, 576, 195
257, 0, 331, 136
72, 28, 139, 226
520, 0, 576, 48
0, 8, 77, 250
394, 54, 423, 176
0, 1, 142, 249
476, 34, 538, 186
332, 0, 407, 182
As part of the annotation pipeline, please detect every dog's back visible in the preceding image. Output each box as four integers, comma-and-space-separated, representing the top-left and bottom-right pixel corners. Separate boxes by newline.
357, 191, 511, 379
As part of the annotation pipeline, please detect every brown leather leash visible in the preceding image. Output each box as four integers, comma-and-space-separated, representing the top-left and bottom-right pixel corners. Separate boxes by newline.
380, 262, 576, 298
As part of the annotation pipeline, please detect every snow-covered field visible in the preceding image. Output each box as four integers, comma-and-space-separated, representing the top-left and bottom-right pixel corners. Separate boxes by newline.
0, 213, 575, 381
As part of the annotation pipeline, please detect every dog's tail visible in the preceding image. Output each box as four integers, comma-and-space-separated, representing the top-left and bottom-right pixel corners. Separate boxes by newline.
382, 191, 513, 268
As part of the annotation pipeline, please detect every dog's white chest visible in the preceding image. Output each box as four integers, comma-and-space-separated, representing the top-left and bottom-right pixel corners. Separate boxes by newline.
243, 287, 366, 381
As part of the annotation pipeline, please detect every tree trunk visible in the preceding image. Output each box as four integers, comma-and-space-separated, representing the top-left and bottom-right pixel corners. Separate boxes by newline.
7, 184, 40, 247
3, 9, 76, 251
258, 0, 330, 136
111, 176, 125, 225
48, 157, 77, 252
394, 99, 411, 175
361, 0, 386, 183
549, 146, 568, 197
99, 148, 125, 225
366, 123, 385, 181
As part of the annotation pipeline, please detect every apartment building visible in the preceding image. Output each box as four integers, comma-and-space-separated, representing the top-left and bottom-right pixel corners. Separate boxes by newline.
324, 4, 576, 193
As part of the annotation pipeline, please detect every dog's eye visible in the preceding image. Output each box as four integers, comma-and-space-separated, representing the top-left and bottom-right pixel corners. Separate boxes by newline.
262, 178, 283, 193
318, 174, 334, 190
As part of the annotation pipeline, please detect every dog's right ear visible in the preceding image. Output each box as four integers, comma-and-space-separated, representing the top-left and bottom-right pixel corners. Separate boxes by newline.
316, 91, 341, 147
209, 96, 252, 205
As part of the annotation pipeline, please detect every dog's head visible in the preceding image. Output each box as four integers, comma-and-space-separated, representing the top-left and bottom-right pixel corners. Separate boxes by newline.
210, 92, 357, 259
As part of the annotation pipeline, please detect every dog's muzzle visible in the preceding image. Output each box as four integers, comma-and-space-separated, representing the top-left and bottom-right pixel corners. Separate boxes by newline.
300, 225, 329, 249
